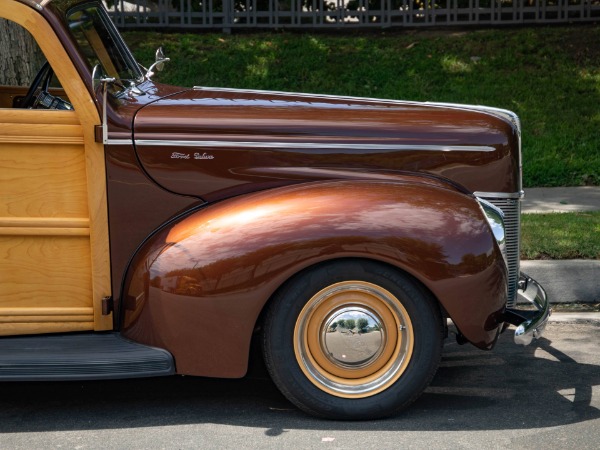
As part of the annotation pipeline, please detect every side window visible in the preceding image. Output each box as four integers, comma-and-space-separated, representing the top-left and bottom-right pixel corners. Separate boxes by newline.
0, 18, 72, 110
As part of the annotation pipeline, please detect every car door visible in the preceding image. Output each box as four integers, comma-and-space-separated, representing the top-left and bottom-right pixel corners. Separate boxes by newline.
0, 1, 112, 336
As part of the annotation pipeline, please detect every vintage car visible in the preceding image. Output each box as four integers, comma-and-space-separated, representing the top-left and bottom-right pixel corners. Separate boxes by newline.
0, 0, 550, 420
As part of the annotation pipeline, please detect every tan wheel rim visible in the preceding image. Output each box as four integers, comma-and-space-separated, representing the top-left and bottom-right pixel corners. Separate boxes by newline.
293, 281, 414, 398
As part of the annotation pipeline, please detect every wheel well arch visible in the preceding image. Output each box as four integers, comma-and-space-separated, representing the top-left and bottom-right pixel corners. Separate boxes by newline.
253, 256, 446, 336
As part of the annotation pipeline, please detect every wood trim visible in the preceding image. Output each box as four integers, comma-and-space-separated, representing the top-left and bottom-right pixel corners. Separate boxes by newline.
0, 135, 84, 145
0, 322, 95, 337
83, 27, 120, 77
86, 144, 112, 330
0, 308, 94, 335
0, 109, 80, 124
0, 316, 93, 323
0, 218, 90, 235
1, 0, 113, 331
0, 227, 90, 236
0, 113, 84, 144
0, 123, 83, 137
0, 217, 90, 228
0, 307, 94, 316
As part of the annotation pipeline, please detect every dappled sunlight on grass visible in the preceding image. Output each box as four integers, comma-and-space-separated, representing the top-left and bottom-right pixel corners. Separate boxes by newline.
308, 36, 328, 52
521, 212, 600, 260
247, 56, 273, 78
441, 56, 472, 74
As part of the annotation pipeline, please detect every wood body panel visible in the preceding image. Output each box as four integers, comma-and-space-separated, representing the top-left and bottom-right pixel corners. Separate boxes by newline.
0, 236, 92, 307
0, 0, 113, 333
0, 142, 89, 218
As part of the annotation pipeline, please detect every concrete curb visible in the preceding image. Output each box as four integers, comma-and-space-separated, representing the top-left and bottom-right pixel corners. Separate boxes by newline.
520, 260, 599, 304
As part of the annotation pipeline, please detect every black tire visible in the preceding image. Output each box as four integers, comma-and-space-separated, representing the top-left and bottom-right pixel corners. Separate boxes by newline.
262, 259, 443, 420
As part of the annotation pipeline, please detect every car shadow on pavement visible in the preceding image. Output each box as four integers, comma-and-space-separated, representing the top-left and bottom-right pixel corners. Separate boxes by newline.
0, 323, 598, 433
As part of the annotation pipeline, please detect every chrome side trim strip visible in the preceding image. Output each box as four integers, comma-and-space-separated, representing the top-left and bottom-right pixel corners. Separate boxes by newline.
474, 191, 525, 199
133, 139, 494, 152
106, 139, 133, 146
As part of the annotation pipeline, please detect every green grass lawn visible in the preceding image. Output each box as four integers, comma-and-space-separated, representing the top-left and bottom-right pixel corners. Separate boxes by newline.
521, 212, 600, 259
124, 26, 600, 188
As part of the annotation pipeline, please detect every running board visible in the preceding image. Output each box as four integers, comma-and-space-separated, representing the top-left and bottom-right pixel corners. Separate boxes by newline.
0, 333, 175, 381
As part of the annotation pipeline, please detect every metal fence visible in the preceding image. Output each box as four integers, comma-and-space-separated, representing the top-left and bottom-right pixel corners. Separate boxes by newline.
105, 0, 600, 31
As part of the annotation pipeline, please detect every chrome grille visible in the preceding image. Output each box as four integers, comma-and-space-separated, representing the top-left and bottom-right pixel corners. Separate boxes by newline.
482, 197, 521, 307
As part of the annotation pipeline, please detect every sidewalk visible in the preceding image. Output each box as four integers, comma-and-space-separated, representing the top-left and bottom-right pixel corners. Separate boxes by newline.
549, 312, 600, 322
521, 186, 600, 213
519, 186, 599, 305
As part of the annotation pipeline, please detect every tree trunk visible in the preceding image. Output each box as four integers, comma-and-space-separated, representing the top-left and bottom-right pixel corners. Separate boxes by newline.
0, 18, 44, 86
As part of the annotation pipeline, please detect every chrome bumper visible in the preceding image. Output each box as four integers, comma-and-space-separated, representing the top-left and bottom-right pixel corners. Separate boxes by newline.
504, 273, 552, 346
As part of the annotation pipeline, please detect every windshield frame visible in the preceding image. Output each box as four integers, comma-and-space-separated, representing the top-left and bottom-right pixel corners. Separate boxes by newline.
65, 0, 144, 89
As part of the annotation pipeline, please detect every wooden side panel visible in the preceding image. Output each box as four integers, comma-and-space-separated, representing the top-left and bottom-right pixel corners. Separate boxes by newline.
0, 236, 91, 306
0, 1, 113, 333
0, 143, 88, 219
0, 112, 94, 335
0, 235, 94, 335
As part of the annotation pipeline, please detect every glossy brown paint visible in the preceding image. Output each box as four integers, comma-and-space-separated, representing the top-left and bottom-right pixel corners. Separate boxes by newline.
104, 143, 202, 322
103, 81, 187, 138
122, 180, 507, 377
134, 89, 521, 202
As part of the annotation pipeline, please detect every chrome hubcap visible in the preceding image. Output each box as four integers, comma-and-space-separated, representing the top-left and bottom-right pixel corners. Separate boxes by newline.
321, 307, 386, 369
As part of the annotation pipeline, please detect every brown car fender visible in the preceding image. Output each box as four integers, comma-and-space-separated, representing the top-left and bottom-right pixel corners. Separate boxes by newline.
121, 179, 507, 377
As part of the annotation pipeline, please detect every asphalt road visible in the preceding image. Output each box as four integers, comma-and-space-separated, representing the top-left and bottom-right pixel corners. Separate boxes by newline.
1, 319, 599, 449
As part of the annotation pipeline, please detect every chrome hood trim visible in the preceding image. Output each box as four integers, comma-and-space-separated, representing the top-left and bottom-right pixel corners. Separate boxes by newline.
192, 86, 522, 131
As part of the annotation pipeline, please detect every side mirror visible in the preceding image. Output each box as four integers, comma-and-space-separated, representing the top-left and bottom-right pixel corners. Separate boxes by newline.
92, 64, 115, 92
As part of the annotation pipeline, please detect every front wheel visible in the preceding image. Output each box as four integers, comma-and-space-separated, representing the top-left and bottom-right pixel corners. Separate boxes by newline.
262, 260, 443, 420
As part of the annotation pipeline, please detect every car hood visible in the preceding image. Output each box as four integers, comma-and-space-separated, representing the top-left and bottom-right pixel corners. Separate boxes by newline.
133, 87, 521, 202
